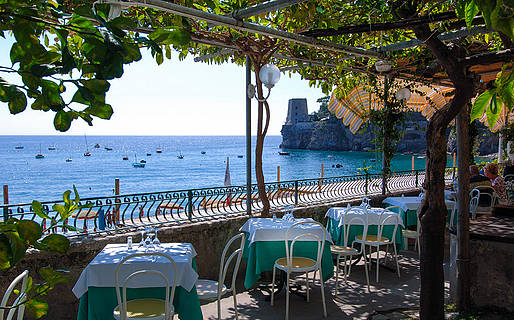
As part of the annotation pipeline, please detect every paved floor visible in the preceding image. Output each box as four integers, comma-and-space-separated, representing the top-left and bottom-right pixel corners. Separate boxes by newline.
200, 250, 444, 319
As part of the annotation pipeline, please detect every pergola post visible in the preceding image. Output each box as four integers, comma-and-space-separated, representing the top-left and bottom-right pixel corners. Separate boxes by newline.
246, 56, 252, 216
456, 105, 471, 311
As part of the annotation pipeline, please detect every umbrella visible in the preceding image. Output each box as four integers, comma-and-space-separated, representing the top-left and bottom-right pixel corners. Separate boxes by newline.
327, 84, 455, 134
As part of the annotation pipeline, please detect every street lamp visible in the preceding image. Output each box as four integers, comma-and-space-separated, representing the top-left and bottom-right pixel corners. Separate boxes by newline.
375, 60, 392, 73
247, 64, 281, 102
396, 87, 412, 101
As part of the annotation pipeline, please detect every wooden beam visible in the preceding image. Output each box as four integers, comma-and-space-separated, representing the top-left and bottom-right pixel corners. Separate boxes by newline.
459, 49, 514, 66
231, 0, 307, 19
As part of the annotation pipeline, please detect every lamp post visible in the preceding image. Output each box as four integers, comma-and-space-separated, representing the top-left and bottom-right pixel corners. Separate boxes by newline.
247, 64, 281, 101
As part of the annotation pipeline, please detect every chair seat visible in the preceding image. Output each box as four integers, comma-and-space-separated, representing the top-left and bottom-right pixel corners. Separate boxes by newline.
275, 257, 317, 271
330, 245, 359, 255
355, 234, 389, 243
196, 279, 228, 301
402, 230, 418, 238
113, 298, 171, 320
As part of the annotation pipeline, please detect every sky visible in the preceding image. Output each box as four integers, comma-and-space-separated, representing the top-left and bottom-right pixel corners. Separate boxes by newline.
0, 37, 325, 136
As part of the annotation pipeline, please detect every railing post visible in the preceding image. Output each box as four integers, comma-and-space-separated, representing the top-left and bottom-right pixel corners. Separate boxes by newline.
382, 171, 386, 195
365, 173, 369, 195
415, 170, 419, 188
3, 185, 8, 222
294, 180, 298, 205
187, 190, 193, 220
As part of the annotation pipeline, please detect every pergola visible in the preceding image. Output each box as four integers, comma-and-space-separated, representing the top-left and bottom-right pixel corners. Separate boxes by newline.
8, 0, 513, 318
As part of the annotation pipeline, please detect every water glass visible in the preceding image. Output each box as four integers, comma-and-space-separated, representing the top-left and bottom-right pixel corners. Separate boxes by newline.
138, 230, 147, 248
152, 228, 161, 248
127, 236, 133, 250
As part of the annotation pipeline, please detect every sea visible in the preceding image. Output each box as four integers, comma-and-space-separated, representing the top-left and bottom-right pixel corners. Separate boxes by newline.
0, 135, 443, 205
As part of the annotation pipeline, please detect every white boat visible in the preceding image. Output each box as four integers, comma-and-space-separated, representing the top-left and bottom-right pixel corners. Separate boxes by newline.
35, 144, 44, 159
66, 157, 72, 162
48, 146, 56, 150
133, 154, 145, 167
84, 134, 91, 156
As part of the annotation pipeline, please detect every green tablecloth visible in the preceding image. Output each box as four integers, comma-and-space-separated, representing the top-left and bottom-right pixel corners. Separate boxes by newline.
326, 217, 405, 250
76, 260, 202, 320
241, 235, 334, 289
404, 209, 455, 227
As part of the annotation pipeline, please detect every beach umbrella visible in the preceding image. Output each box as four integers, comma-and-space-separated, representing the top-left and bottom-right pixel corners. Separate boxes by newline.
327, 84, 455, 134
224, 157, 232, 205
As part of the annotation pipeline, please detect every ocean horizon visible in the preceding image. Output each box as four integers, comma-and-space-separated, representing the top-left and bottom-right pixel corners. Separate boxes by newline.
0, 135, 441, 205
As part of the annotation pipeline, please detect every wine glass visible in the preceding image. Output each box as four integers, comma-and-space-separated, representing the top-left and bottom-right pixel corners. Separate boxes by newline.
145, 229, 155, 249
152, 228, 161, 248
138, 229, 147, 248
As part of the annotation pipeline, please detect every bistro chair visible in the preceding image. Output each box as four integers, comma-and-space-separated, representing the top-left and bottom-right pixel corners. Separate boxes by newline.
271, 220, 327, 320
474, 186, 496, 215
354, 210, 401, 282
0, 270, 29, 320
113, 253, 177, 320
196, 233, 245, 320
470, 195, 479, 220
399, 206, 420, 258
331, 213, 370, 295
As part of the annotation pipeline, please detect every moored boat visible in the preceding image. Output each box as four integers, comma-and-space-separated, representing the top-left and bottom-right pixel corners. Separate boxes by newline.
66, 158, 72, 162
48, 146, 56, 150
122, 156, 129, 160
35, 144, 44, 159
104, 147, 113, 151
94, 143, 100, 148
156, 148, 162, 153
278, 151, 290, 156
15, 145, 23, 150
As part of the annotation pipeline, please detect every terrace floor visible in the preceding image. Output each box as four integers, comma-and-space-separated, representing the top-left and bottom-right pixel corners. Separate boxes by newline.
201, 250, 450, 319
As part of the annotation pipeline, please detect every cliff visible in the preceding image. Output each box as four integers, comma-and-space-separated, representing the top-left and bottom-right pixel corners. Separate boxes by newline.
280, 98, 498, 155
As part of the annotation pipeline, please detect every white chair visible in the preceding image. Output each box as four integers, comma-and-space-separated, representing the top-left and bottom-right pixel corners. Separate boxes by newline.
474, 186, 496, 215
354, 210, 401, 282
196, 233, 245, 320
470, 195, 479, 219
360, 197, 370, 208
271, 220, 327, 320
331, 214, 370, 295
397, 205, 420, 257
0, 270, 29, 320
113, 253, 177, 320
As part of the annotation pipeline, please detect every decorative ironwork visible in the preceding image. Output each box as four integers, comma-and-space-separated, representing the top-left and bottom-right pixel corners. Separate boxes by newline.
1, 169, 453, 237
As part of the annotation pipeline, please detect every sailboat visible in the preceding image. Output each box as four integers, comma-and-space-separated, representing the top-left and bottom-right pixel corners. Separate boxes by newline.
48, 145, 56, 150
83, 134, 91, 156
177, 152, 184, 159
35, 144, 44, 159
156, 147, 162, 153
133, 154, 145, 168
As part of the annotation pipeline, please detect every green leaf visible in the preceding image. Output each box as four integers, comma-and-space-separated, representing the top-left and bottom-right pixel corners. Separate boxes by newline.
73, 185, 80, 203
156, 52, 163, 65
80, 79, 110, 94
4, 231, 27, 265
465, 1, 480, 29
30, 64, 60, 77
40, 234, 69, 254
74, 5, 95, 18
86, 103, 113, 120
25, 298, 48, 319
36, 51, 61, 64
22, 72, 40, 91
6, 86, 27, 114
148, 28, 191, 46
54, 111, 72, 132
40, 267, 69, 285
486, 94, 501, 128
0, 235, 12, 270
32, 201, 51, 219
470, 89, 493, 122
52, 204, 66, 219
17, 220, 43, 245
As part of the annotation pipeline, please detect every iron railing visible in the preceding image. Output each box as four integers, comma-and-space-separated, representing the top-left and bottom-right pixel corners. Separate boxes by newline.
1, 168, 455, 237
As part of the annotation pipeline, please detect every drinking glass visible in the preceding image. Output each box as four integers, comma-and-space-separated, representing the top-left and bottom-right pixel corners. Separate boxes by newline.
145, 230, 155, 249
152, 228, 161, 248
138, 230, 147, 248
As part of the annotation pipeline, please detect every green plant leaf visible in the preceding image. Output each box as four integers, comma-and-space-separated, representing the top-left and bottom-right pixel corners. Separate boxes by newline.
465, 1, 480, 29
470, 89, 493, 122
16, 220, 43, 245
40, 234, 69, 254
54, 111, 72, 132
486, 95, 501, 128
86, 103, 113, 120
25, 298, 48, 319
52, 204, 66, 219
32, 201, 51, 219
0, 235, 12, 270
4, 231, 27, 265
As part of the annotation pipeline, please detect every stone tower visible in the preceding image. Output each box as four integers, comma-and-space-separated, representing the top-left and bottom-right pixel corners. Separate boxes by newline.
285, 98, 308, 124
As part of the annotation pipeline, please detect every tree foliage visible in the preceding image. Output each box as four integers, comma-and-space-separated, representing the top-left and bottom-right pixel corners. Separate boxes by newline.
1, 186, 90, 318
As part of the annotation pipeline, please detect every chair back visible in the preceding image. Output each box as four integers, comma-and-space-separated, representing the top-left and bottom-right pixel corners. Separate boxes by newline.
385, 205, 403, 225
360, 197, 370, 208
340, 215, 367, 248
114, 253, 177, 320
475, 186, 496, 208
285, 221, 326, 270
470, 195, 479, 219
217, 233, 245, 297
377, 210, 401, 244
504, 174, 514, 182
0, 270, 29, 320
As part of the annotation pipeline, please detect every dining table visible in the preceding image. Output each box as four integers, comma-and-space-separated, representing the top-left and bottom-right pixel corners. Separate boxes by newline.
240, 218, 334, 290
383, 196, 456, 227
73, 243, 203, 320
325, 206, 405, 250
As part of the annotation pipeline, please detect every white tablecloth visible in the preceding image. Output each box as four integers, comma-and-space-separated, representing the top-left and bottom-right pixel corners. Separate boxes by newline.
383, 196, 455, 212
72, 243, 198, 299
240, 218, 332, 245
325, 207, 404, 228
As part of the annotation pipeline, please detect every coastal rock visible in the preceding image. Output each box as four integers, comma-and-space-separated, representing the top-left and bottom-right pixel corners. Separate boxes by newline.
280, 98, 497, 155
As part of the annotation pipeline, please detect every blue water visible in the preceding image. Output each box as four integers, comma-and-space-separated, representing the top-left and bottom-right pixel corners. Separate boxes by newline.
0, 135, 438, 204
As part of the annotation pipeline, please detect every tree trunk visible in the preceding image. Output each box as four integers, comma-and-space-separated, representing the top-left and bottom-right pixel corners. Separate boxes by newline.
254, 65, 271, 216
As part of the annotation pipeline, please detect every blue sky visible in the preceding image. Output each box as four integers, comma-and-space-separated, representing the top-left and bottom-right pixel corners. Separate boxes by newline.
0, 37, 325, 135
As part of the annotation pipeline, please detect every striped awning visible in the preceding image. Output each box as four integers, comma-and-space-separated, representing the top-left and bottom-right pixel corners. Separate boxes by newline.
328, 84, 455, 134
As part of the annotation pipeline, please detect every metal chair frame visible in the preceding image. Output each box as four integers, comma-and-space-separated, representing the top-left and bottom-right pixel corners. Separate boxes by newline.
271, 220, 327, 320
114, 253, 177, 320
0, 270, 29, 320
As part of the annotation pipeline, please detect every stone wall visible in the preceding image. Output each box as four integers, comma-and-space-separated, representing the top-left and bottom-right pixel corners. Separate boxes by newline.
1, 191, 419, 320
450, 234, 514, 311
